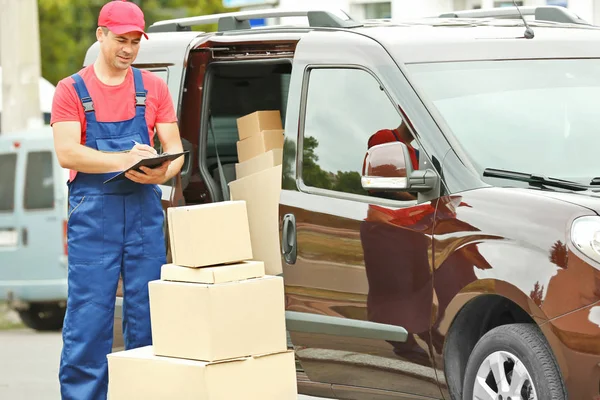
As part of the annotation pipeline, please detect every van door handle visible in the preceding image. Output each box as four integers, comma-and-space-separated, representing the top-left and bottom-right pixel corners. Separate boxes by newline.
22, 228, 28, 246
281, 214, 297, 264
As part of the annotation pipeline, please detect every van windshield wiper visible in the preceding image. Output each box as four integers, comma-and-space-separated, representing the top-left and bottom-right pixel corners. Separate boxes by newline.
483, 168, 589, 191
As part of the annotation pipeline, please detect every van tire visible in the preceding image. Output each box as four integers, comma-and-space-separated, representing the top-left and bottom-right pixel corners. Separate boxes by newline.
462, 323, 566, 400
18, 303, 65, 331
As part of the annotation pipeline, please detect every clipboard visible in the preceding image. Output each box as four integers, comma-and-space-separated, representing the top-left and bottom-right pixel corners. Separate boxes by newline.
103, 151, 189, 184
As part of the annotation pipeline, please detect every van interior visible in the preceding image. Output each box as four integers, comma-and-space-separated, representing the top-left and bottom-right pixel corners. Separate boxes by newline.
178, 57, 292, 205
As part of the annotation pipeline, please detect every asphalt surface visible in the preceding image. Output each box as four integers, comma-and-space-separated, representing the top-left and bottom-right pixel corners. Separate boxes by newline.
0, 329, 326, 399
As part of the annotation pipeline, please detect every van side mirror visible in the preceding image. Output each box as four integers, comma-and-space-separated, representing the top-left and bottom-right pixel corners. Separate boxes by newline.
361, 142, 437, 193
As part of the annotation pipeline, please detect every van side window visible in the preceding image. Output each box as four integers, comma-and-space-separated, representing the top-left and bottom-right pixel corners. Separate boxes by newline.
24, 151, 54, 210
301, 68, 416, 200
147, 69, 168, 83
0, 153, 17, 212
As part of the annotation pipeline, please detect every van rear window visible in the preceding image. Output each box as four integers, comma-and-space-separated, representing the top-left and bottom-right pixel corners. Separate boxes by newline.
24, 151, 54, 210
0, 153, 17, 212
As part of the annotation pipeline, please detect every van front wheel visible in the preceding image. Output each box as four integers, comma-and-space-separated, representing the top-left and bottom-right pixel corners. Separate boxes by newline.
18, 303, 65, 331
462, 323, 566, 400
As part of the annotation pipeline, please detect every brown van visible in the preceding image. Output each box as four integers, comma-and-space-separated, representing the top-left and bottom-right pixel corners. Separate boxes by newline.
93, 6, 600, 399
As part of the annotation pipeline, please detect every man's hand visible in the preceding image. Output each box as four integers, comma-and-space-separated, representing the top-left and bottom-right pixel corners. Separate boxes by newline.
125, 161, 172, 185
125, 143, 157, 168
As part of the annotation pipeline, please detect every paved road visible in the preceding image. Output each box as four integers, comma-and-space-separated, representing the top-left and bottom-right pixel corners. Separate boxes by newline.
0, 329, 326, 399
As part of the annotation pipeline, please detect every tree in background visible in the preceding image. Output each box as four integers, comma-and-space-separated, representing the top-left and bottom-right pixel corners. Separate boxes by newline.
333, 170, 366, 196
38, 0, 233, 85
301, 136, 333, 191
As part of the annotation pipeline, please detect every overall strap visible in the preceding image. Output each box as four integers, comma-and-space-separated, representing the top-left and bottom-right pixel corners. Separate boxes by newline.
71, 73, 97, 123
132, 67, 147, 114
131, 67, 150, 145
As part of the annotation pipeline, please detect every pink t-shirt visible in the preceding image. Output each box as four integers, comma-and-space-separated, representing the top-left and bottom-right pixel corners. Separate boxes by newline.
51, 65, 177, 181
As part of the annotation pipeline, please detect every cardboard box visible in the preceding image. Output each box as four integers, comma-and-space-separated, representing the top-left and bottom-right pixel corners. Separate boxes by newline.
149, 275, 287, 362
235, 148, 283, 180
236, 129, 284, 163
229, 165, 283, 276
108, 346, 297, 400
236, 110, 282, 141
167, 201, 253, 268
160, 261, 265, 284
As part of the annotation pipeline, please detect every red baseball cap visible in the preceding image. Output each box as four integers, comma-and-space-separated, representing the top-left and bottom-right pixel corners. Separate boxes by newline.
367, 128, 400, 149
98, 0, 148, 40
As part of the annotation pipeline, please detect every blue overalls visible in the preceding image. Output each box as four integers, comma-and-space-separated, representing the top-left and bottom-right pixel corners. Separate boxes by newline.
59, 68, 166, 400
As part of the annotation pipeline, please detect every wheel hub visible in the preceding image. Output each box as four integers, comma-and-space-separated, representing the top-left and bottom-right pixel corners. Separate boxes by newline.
473, 350, 537, 400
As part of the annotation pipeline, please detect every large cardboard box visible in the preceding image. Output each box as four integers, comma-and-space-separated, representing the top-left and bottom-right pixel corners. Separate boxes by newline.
149, 275, 287, 362
108, 346, 297, 400
236, 129, 284, 163
235, 148, 283, 180
229, 165, 283, 276
236, 110, 282, 140
160, 261, 265, 284
167, 201, 253, 268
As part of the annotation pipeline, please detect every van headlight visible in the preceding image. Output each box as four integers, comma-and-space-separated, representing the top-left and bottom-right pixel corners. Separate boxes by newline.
571, 216, 600, 264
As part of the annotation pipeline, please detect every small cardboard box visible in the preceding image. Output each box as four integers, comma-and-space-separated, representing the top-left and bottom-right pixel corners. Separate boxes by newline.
236, 110, 282, 141
236, 129, 284, 163
149, 275, 287, 362
229, 165, 283, 276
160, 261, 265, 284
167, 201, 253, 268
235, 148, 283, 180
108, 346, 297, 400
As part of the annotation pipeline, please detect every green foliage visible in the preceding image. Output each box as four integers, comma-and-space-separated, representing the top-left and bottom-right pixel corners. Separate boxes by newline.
302, 136, 332, 190
300, 136, 366, 195
38, 0, 233, 85
282, 137, 296, 190
333, 171, 366, 196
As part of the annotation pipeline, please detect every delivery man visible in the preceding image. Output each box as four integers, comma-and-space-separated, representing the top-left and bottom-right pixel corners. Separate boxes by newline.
51, 1, 183, 398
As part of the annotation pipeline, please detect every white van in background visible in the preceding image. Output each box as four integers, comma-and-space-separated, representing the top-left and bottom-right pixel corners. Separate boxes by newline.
0, 127, 70, 331
0, 74, 68, 331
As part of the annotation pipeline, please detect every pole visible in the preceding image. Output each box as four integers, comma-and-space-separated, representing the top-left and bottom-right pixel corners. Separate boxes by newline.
0, 0, 43, 135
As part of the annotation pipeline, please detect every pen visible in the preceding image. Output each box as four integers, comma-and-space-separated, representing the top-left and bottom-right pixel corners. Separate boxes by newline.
131, 139, 160, 156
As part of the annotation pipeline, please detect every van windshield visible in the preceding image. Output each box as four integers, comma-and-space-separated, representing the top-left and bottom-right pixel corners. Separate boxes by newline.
0, 153, 17, 212
407, 59, 600, 185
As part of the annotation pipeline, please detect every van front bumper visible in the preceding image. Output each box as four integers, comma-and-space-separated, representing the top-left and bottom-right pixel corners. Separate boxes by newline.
0, 279, 67, 305
540, 300, 600, 399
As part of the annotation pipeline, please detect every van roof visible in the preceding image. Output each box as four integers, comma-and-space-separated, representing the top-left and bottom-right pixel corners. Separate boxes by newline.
81, 7, 600, 74
0, 126, 54, 141
356, 20, 600, 63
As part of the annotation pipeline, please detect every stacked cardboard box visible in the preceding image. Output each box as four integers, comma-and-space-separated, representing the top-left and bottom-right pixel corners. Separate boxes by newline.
107, 200, 297, 399
235, 110, 284, 165
230, 111, 285, 276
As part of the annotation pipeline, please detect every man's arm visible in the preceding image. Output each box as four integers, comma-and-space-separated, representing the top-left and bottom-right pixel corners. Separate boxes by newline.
52, 121, 156, 173
157, 122, 184, 181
